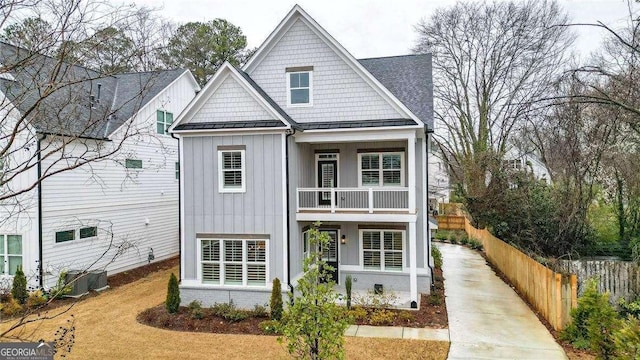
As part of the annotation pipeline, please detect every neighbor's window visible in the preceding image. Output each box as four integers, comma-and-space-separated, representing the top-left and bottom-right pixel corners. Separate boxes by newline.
79, 226, 97, 239
156, 110, 174, 135
287, 71, 312, 106
200, 238, 267, 286
125, 159, 142, 169
218, 150, 245, 193
359, 152, 404, 187
361, 230, 403, 271
0, 234, 22, 275
175, 162, 180, 180
55, 230, 75, 243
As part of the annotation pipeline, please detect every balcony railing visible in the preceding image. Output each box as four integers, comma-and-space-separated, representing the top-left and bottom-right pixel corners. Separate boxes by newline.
296, 187, 410, 213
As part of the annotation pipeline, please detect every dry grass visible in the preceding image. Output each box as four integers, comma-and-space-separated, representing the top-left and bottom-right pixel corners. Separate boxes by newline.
0, 267, 449, 359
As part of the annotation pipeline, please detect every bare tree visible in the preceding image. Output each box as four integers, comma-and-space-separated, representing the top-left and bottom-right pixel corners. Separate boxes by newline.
414, 0, 574, 198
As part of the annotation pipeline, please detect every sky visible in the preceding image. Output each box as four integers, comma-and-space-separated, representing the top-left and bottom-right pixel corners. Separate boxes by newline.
131, 0, 636, 59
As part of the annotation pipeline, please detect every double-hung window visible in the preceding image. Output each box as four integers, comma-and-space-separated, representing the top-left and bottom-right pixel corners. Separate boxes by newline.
218, 147, 246, 193
286, 67, 313, 106
361, 230, 403, 271
200, 238, 267, 286
359, 152, 404, 187
0, 235, 22, 275
156, 110, 173, 135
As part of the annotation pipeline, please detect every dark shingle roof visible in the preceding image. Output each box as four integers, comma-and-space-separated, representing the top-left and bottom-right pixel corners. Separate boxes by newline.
0, 42, 186, 139
235, 67, 300, 130
298, 118, 416, 130
359, 54, 433, 130
174, 120, 286, 131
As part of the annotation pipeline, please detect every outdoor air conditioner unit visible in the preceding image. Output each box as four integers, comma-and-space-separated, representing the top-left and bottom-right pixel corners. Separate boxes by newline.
88, 270, 108, 291
65, 270, 89, 297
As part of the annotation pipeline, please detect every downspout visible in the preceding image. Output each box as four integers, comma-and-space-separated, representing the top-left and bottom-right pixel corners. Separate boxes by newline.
426, 127, 435, 291
171, 133, 181, 281
37, 133, 47, 289
285, 128, 295, 300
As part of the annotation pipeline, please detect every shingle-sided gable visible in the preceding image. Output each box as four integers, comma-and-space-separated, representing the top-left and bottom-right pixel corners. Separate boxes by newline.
247, 18, 406, 124
188, 73, 276, 124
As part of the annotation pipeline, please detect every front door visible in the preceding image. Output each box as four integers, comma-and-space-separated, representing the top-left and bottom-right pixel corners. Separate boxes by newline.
320, 230, 339, 284
317, 160, 337, 206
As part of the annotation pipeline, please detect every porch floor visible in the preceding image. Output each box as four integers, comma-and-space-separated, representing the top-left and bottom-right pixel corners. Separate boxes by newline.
334, 286, 420, 310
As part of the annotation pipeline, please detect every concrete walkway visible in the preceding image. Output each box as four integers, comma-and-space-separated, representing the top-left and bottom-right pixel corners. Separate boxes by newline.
439, 243, 568, 360
345, 325, 449, 341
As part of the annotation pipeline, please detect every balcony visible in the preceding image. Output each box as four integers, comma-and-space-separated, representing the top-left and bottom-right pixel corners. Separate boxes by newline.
296, 187, 410, 213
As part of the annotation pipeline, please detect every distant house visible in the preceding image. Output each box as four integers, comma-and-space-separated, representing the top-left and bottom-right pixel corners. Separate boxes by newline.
503, 147, 551, 183
428, 138, 450, 211
170, 5, 434, 308
0, 42, 199, 288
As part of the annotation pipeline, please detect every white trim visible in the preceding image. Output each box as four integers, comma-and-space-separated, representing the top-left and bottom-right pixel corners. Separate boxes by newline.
296, 212, 417, 223
281, 133, 289, 285
408, 133, 416, 211
358, 229, 405, 272
196, 237, 270, 288
176, 129, 286, 136
340, 265, 431, 275
169, 63, 293, 133
0, 234, 23, 276
217, 149, 246, 193
357, 152, 405, 188
241, 5, 424, 126
409, 222, 417, 303
180, 281, 274, 291
295, 129, 417, 143
179, 136, 186, 281
422, 136, 430, 268
286, 70, 313, 107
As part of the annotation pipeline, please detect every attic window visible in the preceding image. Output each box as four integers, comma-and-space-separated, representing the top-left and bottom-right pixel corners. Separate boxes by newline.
286, 66, 313, 107
157, 110, 173, 135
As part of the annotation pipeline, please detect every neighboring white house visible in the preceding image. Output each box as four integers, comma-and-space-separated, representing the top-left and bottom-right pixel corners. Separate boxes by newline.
503, 147, 551, 183
171, 5, 434, 309
0, 42, 199, 288
428, 137, 450, 210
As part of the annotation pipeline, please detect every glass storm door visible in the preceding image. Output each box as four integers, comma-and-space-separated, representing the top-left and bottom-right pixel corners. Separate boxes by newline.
317, 160, 337, 206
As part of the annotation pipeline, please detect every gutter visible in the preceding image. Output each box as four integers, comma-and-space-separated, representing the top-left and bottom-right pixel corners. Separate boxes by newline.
425, 126, 435, 291
171, 133, 181, 281
284, 128, 295, 300
37, 133, 47, 289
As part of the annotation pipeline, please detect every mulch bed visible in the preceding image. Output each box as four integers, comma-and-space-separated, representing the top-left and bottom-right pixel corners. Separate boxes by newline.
107, 256, 179, 288
137, 267, 448, 335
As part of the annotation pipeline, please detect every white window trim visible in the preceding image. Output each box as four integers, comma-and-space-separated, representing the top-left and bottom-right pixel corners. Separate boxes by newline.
359, 229, 405, 272
0, 234, 22, 276
218, 150, 246, 193
157, 109, 174, 136
197, 238, 269, 288
357, 152, 405, 188
286, 71, 313, 107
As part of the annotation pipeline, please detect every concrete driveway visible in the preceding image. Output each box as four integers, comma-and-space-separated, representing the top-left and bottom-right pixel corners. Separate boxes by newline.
438, 243, 568, 360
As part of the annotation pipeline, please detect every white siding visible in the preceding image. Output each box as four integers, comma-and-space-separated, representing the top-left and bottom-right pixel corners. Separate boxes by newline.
39, 73, 197, 287
248, 19, 403, 123
189, 74, 274, 124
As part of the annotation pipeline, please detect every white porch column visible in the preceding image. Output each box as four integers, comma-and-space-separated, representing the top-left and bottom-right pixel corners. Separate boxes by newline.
409, 220, 418, 306
407, 134, 416, 213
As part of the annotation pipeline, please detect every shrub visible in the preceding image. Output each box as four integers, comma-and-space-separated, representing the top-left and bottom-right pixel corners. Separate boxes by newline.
165, 273, 180, 314
561, 279, 620, 357
434, 231, 448, 241
210, 300, 248, 322
11, 266, 28, 304
352, 289, 399, 309
270, 277, 283, 321
397, 311, 415, 323
188, 300, 204, 319
613, 316, 640, 359
1, 297, 23, 316
432, 245, 443, 269
345, 275, 353, 309
368, 309, 396, 326
618, 297, 640, 319
26, 290, 47, 308
48, 272, 72, 300
469, 239, 484, 251
259, 320, 281, 335
428, 293, 443, 306
251, 304, 270, 318
346, 306, 367, 323
460, 234, 470, 246
448, 233, 459, 244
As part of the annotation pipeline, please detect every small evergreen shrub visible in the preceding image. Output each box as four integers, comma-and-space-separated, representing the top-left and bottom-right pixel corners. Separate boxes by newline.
397, 311, 415, 323
460, 234, 470, 246
345, 275, 353, 309
613, 316, 640, 359
165, 273, 180, 314
270, 278, 283, 321
618, 297, 640, 319
428, 293, 443, 306
251, 304, 270, 318
469, 239, 484, 251
210, 300, 249, 322
11, 266, 28, 304
368, 309, 396, 326
432, 245, 443, 269
448, 233, 459, 244
48, 272, 72, 300
434, 231, 448, 241
26, 290, 47, 308
188, 300, 204, 319
259, 320, 281, 335
346, 306, 367, 322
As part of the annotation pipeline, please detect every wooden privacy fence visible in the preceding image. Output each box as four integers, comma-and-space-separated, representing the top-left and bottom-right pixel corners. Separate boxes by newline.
555, 260, 640, 304
438, 215, 578, 331
435, 215, 466, 230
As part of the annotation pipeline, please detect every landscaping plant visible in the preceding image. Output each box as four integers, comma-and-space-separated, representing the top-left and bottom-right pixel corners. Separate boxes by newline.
11, 266, 28, 304
431, 246, 443, 269
165, 272, 180, 314
188, 300, 204, 319
270, 277, 283, 321
279, 223, 349, 360
612, 316, 640, 360
345, 275, 352, 309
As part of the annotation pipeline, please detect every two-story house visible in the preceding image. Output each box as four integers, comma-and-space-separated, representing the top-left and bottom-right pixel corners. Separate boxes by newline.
171, 5, 433, 308
0, 42, 199, 288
